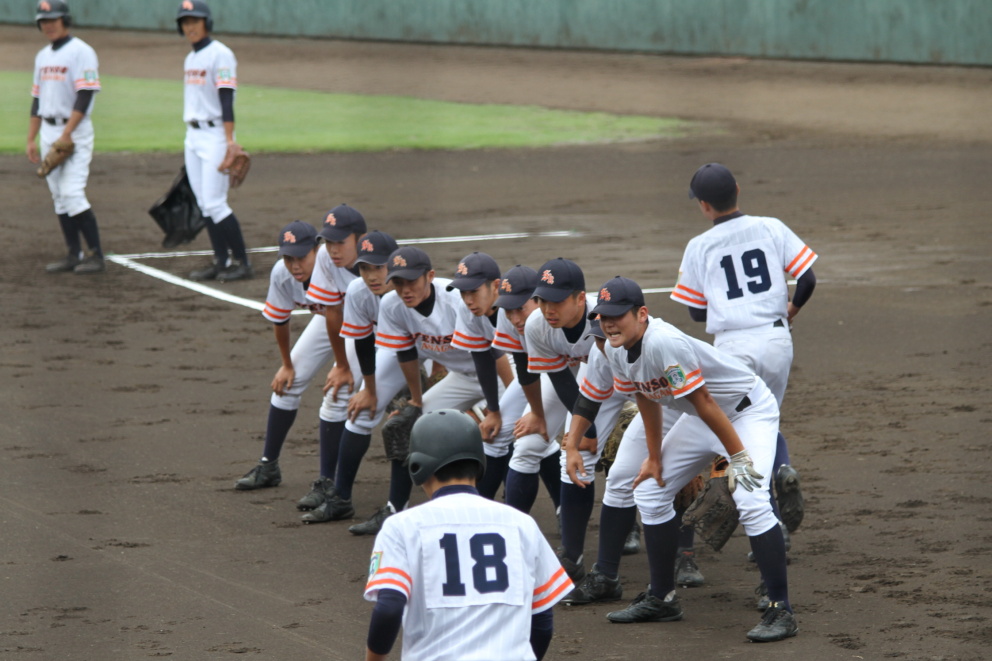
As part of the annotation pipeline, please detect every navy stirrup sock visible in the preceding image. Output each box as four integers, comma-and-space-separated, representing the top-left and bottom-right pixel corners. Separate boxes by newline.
388, 460, 413, 511
334, 429, 372, 500
261, 405, 297, 462
319, 420, 345, 479
773, 431, 791, 475
72, 208, 102, 257
749, 524, 791, 611
676, 506, 695, 549
504, 468, 540, 513
596, 505, 637, 578
477, 453, 510, 500
559, 481, 595, 562
57, 213, 82, 256
538, 453, 562, 509
203, 217, 228, 264
643, 515, 681, 598
218, 213, 249, 264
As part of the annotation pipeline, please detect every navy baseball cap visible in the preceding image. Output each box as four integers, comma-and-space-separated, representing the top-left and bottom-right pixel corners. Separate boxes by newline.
319, 204, 367, 242
355, 230, 399, 266
446, 252, 501, 292
494, 265, 539, 309
589, 276, 646, 318
533, 258, 585, 303
277, 220, 319, 258
386, 246, 432, 282
584, 317, 606, 340
688, 163, 737, 204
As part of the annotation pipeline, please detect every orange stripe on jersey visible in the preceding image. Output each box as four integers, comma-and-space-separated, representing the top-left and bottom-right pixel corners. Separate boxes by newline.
341, 321, 374, 338
785, 246, 815, 277
372, 565, 413, 585
613, 376, 635, 392
671, 284, 706, 307
366, 577, 411, 598
492, 331, 523, 352
789, 249, 816, 278
451, 330, 491, 351
670, 369, 704, 396
306, 283, 343, 306
580, 379, 613, 402
264, 302, 292, 322
532, 568, 573, 610
74, 79, 100, 90
376, 332, 414, 350
32, 84, 40, 97
528, 355, 567, 372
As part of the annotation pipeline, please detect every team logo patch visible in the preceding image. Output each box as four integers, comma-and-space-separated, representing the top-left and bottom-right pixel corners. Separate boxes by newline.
325, 213, 337, 226
393, 255, 407, 267
541, 269, 555, 284
664, 365, 687, 390
361, 239, 374, 253
368, 551, 382, 579
501, 279, 512, 292
456, 262, 469, 275
283, 231, 297, 244
40, 1, 51, 11
182, 0, 194, 10
599, 287, 612, 302
218, 68, 232, 83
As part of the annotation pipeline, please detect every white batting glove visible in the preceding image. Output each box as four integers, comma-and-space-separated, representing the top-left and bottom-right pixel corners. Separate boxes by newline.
727, 450, 763, 493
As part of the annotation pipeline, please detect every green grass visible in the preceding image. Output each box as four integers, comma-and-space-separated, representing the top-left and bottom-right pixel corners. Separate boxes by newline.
2, 71, 688, 153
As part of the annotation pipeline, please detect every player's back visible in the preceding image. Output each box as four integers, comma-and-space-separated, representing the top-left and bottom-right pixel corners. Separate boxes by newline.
367, 491, 569, 661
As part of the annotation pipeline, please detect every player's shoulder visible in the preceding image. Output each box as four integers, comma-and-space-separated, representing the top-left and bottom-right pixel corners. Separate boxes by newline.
345, 276, 367, 296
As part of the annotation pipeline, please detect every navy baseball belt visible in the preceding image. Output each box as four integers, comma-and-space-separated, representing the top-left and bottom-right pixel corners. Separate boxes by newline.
188, 120, 218, 129
772, 319, 785, 328
735, 396, 752, 412
43, 117, 69, 125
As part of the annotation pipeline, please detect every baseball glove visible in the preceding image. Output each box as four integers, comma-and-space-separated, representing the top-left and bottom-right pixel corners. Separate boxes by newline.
682, 475, 740, 552
674, 473, 706, 511
37, 139, 74, 178
381, 404, 422, 462
597, 400, 638, 475
218, 142, 251, 188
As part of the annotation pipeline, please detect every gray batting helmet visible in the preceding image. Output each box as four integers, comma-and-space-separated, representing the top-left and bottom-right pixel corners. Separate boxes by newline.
407, 410, 486, 486
176, 0, 213, 35
35, 0, 71, 27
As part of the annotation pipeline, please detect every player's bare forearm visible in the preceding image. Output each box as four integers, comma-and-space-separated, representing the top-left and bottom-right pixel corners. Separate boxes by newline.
26, 116, 41, 162
684, 386, 745, 456
521, 379, 545, 420
496, 353, 514, 387
223, 121, 235, 145
787, 301, 800, 323
59, 109, 85, 143
273, 323, 293, 370
325, 306, 350, 370
635, 392, 663, 461
399, 359, 424, 407
365, 649, 387, 661
479, 409, 502, 442
564, 413, 594, 485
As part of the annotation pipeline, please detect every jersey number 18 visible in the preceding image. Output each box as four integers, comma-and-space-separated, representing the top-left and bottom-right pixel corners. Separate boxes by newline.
439, 532, 509, 596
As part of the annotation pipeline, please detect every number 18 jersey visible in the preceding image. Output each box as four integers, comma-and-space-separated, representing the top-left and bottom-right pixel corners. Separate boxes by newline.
671, 214, 817, 334
365, 490, 572, 661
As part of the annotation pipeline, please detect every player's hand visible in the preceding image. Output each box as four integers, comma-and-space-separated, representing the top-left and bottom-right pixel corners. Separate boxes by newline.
786, 302, 800, 327
727, 450, 763, 493
26, 141, 40, 164
272, 366, 295, 396
576, 434, 598, 453
514, 412, 548, 441
347, 389, 377, 423
564, 443, 590, 487
479, 410, 502, 443
323, 364, 354, 400
58, 133, 74, 148
634, 456, 664, 489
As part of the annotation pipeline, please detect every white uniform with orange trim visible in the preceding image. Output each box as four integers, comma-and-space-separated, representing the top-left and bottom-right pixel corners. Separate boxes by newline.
182, 38, 236, 222
512, 295, 626, 479
451, 306, 525, 459
671, 214, 817, 404
376, 279, 499, 414
33, 36, 100, 216
605, 316, 780, 536
364, 489, 572, 661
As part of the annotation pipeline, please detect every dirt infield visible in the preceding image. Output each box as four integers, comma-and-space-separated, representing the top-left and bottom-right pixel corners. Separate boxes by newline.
2, 26, 990, 660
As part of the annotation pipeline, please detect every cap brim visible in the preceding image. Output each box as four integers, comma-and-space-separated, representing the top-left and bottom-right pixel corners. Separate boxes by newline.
278, 244, 315, 258
589, 302, 636, 319
355, 254, 388, 266
688, 188, 697, 199
533, 286, 571, 303
494, 292, 534, 309
319, 228, 351, 242
387, 268, 428, 282
446, 276, 486, 292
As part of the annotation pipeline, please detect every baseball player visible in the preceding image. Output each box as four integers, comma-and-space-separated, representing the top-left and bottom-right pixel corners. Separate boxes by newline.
27, 0, 105, 274
506, 258, 626, 584
235, 207, 363, 507
177, 0, 252, 282
590, 276, 797, 642
301, 230, 402, 527
673, 162, 816, 539
363, 409, 572, 661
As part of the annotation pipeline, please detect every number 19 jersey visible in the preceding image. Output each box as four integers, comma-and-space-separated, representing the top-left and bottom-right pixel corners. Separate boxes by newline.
671, 214, 817, 334
364, 490, 572, 661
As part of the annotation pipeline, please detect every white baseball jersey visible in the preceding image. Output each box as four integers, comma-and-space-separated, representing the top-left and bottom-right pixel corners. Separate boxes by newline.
306, 248, 358, 308
262, 261, 324, 324
451, 304, 499, 353
365, 489, 572, 661
605, 317, 757, 417
33, 37, 100, 118
492, 313, 528, 355
671, 214, 817, 334
340, 276, 382, 340
375, 279, 477, 374
523, 293, 598, 374
182, 39, 236, 123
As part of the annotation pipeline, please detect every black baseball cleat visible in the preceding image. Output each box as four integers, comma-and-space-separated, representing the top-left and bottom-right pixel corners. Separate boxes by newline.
74, 255, 105, 274
622, 522, 641, 555
235, 460, 281, 490
217, 261, 253, 282
297, 476, 335, 511
190, 261, 222, 281
674, 548, 705, 587
300, 494, 354, 524
747, 602, 798, 642
562, 566, 623, 605
46, 254, 81, 273
556, 548, 586, 584
348, 504, 394, 535
775, 465, 805, 532
607, 589, 683, 623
